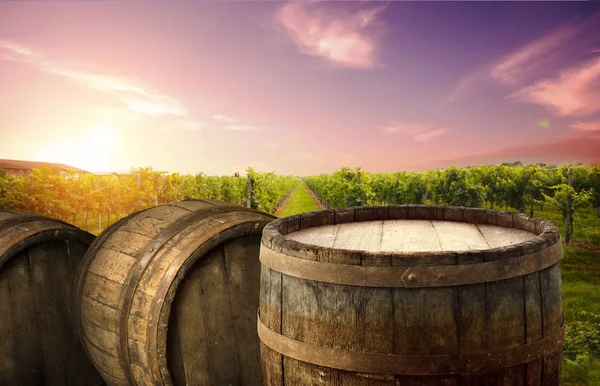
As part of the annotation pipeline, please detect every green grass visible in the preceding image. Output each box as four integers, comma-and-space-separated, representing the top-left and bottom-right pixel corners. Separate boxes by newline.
534, 208, 600, 248
543, 210, 600, 385
274, 182, 324, 217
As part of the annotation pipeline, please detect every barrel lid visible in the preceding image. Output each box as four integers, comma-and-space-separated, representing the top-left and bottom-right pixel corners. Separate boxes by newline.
262, 205, 560, 265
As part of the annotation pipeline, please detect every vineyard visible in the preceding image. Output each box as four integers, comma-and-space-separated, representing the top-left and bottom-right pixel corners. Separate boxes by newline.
1, 162, 600, 383
306, 164, 600, 243
0, 166, 298, 233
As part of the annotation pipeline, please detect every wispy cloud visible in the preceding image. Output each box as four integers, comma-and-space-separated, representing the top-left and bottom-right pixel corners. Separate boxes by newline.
444, 71, 484, 104
213, 114, 235, 123
226, 125, 256, 132
571, 120, 600, 132
382, 121, 449, 142
413, 128, 448, 142
0, 41, 41, 57
276, 2, 386, 69
0, 39, 199, 129
509, 56, 600, 117
489, 19, 585, 85
446, 11, 600, 103
210, 113, 262, 132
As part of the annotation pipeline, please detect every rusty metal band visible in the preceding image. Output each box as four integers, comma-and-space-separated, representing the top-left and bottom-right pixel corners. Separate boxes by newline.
118, 204, 268, 385
260, 240, 562, 288
257, 311, 564, 375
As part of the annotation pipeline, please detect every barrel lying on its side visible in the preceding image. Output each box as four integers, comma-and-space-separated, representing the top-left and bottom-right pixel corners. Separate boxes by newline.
0, 211, 104, 386
74, 200, 276, 385
259, 205, 564, 385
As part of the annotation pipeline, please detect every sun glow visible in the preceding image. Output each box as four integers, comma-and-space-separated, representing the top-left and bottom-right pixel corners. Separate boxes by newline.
38, 122, 121, 172
88, 122, 119, 149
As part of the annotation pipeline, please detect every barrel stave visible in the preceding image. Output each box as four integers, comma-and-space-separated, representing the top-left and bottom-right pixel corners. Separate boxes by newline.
1, 250, 44, 385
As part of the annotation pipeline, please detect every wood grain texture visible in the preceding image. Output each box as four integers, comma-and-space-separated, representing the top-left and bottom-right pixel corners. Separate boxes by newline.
260, 206, 564, 385
0, 211, 103, 386
288, 220, 535, 252
75, 201, 273, 385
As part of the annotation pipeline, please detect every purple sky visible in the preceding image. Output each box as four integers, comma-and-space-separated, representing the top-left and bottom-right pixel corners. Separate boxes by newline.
1, 1, 599, 175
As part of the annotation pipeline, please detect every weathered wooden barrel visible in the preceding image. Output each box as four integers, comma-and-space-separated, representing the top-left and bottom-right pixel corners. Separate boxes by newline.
74, 200, 275, 386
0, 211, 104, 386
259, 205, 564, 385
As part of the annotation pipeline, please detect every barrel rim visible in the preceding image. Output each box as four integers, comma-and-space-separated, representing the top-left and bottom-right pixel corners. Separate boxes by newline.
0, 213, 94, 271
263, 205, 561, 265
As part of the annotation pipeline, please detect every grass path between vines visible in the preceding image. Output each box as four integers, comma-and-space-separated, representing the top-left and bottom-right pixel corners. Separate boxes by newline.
274, 181, 324, 217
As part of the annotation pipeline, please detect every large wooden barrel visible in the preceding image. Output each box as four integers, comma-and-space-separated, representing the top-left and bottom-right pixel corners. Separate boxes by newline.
0, 211, 104, 386
259, 205, 564, 385
74, 200, 276, 385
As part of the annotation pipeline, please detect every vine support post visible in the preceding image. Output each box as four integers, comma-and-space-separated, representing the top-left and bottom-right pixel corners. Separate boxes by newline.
565, 165, 573, 245
246, 173, 252, 208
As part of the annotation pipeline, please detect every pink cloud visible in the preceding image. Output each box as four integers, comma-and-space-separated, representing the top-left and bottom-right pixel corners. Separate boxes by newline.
276, 3, 386, 69
213, 114, 235, 123
382, 121, 449, 142
447, 12, 600, 103
509, 56, 600, 117
571, 120, 600, 132
0, 39, 198, 128
226, 125, 256, 131
0, 40, 41, 57
413, 128, 448, 142
382, 122, 427, 135
489, 20, 584, 85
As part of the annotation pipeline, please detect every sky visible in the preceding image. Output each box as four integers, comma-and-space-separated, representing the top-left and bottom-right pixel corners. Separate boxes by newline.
1, 1, 599, 176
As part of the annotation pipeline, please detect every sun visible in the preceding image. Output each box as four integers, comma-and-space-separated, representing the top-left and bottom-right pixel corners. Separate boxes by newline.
38, 122, 121, 172
88, 122, 119, 149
